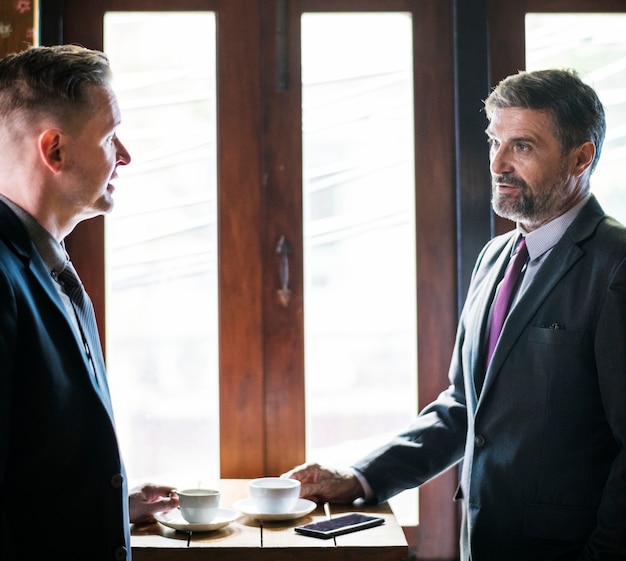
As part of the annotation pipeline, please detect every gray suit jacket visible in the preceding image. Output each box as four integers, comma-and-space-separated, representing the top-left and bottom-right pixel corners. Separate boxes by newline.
354, 196, 626, 560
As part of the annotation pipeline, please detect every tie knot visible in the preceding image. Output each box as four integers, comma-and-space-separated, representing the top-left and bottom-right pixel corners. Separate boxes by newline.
509, 237, 529, 272
57, 263, 84, 303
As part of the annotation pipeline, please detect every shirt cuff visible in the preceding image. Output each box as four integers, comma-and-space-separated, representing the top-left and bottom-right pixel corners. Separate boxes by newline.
351, 467, 374, 501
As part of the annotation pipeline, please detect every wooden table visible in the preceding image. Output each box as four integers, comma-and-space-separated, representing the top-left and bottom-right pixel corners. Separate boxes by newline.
131, 479, 409, 560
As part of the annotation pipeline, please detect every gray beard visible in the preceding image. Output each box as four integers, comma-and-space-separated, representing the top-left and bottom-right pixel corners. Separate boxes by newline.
491, 163, 570, 227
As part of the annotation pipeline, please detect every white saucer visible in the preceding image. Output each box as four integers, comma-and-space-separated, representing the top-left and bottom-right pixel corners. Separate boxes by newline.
232, 498, 317, 521
155, 508, 240, 532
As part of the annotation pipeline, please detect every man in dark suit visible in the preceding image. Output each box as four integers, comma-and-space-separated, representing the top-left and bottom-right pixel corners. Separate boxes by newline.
283, 69, 626, 560
0, 45, 178, 561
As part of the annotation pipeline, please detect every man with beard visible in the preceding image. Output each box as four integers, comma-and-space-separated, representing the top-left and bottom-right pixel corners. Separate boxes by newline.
283, 69, 626, 560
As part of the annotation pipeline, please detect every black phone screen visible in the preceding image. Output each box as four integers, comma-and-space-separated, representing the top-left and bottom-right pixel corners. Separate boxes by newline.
294, 513, 385, 539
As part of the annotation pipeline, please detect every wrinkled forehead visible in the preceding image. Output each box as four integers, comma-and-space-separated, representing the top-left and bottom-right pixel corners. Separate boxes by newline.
486, 107, 558, 139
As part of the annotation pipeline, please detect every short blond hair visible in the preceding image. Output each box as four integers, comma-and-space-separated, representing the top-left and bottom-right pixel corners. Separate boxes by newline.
0, 44, 111, 126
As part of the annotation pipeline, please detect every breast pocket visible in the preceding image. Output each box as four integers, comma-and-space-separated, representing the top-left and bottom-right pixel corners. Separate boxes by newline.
528, 326, 585, 346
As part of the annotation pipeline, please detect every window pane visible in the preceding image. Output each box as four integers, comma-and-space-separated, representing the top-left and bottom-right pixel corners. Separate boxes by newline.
301, 12, 417, 523
104, 12, 219, 487
526, 13, 626, 224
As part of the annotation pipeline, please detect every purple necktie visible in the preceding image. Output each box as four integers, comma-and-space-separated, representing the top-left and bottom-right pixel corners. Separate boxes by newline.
486, 237, 528, 366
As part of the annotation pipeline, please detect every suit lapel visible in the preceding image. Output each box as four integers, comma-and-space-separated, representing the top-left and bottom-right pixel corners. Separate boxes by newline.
0, 202, 68, 321
0, 200, 116, 422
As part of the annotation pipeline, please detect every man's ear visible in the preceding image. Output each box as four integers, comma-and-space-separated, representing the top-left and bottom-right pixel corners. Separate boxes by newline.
573, 141, 595, 177
38, 129, 64, 172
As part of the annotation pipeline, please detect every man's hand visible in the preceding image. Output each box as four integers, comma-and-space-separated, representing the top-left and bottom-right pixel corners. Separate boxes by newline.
129, 483, 179, 524
281, 462, 364, 504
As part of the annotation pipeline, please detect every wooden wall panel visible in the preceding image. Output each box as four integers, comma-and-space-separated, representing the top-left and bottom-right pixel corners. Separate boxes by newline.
0, 0, 36, 57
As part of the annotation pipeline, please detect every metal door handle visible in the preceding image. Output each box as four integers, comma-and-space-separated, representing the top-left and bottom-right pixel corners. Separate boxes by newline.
275, 235, 292, 306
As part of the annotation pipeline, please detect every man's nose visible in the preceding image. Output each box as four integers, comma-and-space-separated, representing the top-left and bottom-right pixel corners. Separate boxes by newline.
489, 145, 512, 175
115, 137, 131, 165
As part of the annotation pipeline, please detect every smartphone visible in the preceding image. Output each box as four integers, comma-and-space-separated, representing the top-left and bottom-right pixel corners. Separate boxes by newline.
294, 513, 385, 539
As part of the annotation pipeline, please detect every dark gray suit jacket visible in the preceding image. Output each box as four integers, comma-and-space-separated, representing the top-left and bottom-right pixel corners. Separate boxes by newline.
354, 196, 626, 561
0, 200, 130, 561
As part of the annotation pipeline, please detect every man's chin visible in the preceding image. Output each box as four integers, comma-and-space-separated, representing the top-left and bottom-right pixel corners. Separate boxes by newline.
81, 201, 115, 222
99, 195, 115, 214
492, 199, 521, 222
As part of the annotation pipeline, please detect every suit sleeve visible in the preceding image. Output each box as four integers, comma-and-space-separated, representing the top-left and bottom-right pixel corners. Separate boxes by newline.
349, 240, 503, 504
351, 386, 467, 502
351, 305, 472, 502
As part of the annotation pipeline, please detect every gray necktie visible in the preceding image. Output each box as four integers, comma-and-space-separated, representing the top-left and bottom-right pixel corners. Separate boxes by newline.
57, 262, 103, 384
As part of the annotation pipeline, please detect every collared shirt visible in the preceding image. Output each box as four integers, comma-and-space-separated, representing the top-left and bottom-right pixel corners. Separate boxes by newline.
512, 194, 590, 307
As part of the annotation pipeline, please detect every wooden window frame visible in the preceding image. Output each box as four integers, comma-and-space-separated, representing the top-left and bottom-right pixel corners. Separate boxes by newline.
44, 0, 459, 558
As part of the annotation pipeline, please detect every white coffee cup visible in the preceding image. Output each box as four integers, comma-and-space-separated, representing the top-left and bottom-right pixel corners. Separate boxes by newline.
248, 477, 301, 514
177, 488, 221, 523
